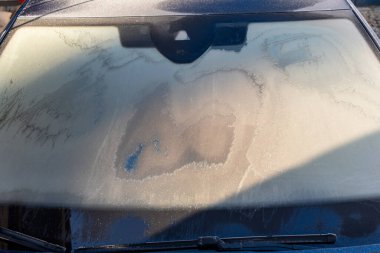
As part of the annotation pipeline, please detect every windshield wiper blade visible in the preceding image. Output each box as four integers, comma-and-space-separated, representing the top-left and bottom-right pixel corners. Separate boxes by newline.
0, 226, 66, 252
75, 233, 336, 253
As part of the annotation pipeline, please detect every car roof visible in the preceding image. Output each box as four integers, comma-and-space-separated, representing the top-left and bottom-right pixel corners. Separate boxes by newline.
20, 0, 351, 18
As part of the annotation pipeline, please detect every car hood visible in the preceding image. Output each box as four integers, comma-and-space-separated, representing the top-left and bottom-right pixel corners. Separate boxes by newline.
20, 0, 350, 18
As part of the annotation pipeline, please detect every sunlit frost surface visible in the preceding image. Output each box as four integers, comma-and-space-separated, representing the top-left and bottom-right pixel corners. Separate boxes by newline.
1, 19, 380, 208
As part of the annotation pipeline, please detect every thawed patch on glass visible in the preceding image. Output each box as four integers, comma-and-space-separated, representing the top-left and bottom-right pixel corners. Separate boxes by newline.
114, 83, 236, 179
1, 19, 380, 208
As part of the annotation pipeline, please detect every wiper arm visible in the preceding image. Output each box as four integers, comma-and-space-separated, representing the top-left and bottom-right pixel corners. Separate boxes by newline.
0, 0, 31, 46
75, 233, 336, 253
0, 226, 66, 252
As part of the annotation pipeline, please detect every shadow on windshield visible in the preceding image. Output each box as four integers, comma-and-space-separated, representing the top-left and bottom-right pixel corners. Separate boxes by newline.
64, 130, 380, 249
2, 130, 380, 250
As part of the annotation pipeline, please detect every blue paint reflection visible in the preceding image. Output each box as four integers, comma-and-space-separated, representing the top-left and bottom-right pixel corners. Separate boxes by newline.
125, 144, 144, 172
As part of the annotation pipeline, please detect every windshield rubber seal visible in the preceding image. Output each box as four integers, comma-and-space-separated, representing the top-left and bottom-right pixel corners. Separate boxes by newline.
345, 0, 380, 52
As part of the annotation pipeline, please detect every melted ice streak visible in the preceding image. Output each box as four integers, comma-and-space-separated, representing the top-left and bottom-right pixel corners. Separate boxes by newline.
1, 20, 380, 208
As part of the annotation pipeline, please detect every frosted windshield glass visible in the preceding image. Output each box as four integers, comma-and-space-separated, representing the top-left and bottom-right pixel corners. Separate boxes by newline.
1, 19, 380, 208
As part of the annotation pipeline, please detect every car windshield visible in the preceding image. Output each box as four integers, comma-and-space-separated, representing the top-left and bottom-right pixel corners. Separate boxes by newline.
1, 13, 380, 251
